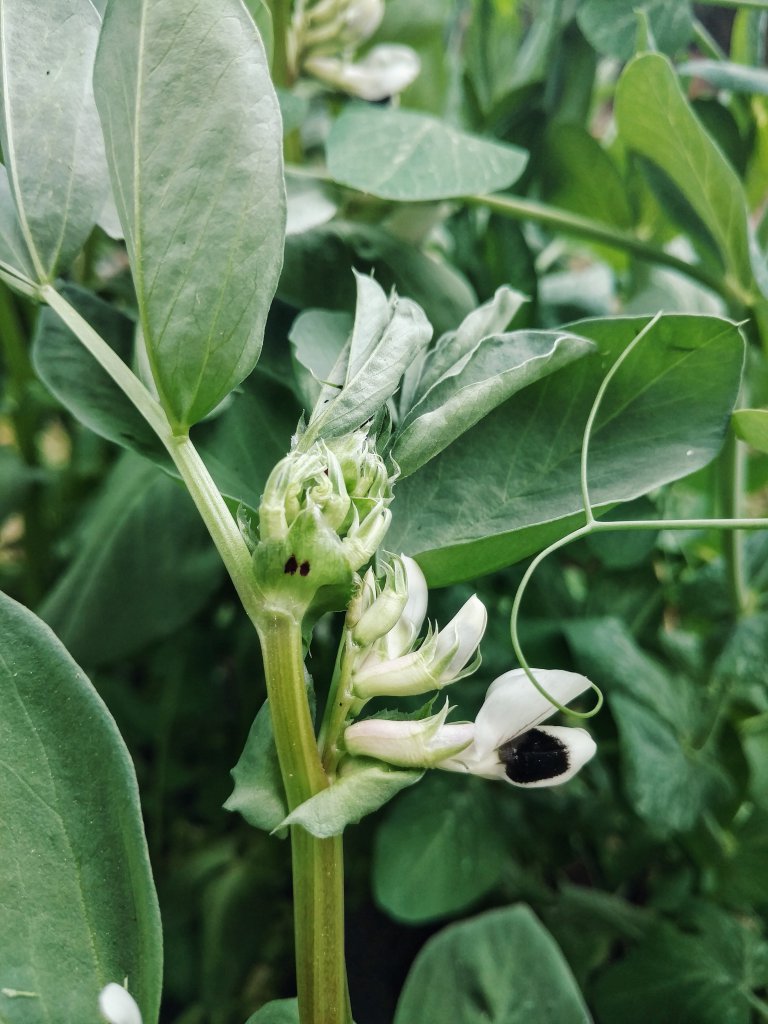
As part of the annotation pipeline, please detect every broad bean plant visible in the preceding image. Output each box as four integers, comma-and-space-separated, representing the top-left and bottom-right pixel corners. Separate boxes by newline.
2, 1, 768, 1023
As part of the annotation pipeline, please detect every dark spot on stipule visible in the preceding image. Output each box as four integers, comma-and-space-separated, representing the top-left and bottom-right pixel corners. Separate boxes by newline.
284, 555, 298, 575
300, 561, 310, 576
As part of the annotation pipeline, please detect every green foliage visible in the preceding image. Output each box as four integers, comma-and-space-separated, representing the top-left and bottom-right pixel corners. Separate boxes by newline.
0, 592, 162, 1023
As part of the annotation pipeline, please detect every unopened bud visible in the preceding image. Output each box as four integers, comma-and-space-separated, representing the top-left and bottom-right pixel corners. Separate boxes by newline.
344, 700, 474, 768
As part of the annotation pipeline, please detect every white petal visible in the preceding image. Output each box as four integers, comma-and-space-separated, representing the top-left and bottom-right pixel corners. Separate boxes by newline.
503, 725, 597, 789
434, 595, 487, 680
99, 984, 143, 1024
474, 669, 594, 758
381, 554, 428, 659
344, 0, 385, 42
345, 712, 474, 768
305, 45, 420, 101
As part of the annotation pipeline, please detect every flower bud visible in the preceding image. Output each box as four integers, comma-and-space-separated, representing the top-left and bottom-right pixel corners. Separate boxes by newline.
342, 0, 384, 45
350, 557, 409, 647
344, 700, 474, 768
99, 984, 143, 1024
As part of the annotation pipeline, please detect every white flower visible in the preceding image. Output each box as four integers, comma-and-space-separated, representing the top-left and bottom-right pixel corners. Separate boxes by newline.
344, 668, 596, 788
350, 555, 486, 699
345, 698, 474, 766
304, 44, 421, 101
438, 669, 597, 788
99, 984, 142, 1024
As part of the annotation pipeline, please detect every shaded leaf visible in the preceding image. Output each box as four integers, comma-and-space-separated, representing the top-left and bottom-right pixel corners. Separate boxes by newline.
732, 408, 768, 453
224, 701, 288, 836
577, 0, 693, 60
0, 591, 162, 1023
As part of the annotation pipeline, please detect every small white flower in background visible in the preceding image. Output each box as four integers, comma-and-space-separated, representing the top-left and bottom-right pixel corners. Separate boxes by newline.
348, 555, 487, 699
99, 984, 142, 1024
344, 668, 596, 788
304, 45, 421, 102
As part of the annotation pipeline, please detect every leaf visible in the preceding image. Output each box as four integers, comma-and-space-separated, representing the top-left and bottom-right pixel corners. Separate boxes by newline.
0, 591, 162, 1023
224, 701, 288, 835
0, 445, 40, 519
565, 618, 731, 836
289, 309, 353, 412
0, 0, 107, 280
593, 913, 767, 1024
303, 273, 432, 443
732, 408, 768, 453
0, 165, 35, 285
615, 53, 755, 301
326, 105, 528, 201
387, 314, 744, 586
39, 453, 223, 666
245, 1000, 299, 1024
577, 0, 693, 60
393, 329, 594, 477
373, 775, 507, 924
93, 0, 285, 428
32, 284, 167, 464
394, 905, 593, 1024
279, 760, 423, 837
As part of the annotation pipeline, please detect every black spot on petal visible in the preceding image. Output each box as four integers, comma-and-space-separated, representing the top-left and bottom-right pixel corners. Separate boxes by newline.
498, 728, 569, 784
284, 555, 299, 575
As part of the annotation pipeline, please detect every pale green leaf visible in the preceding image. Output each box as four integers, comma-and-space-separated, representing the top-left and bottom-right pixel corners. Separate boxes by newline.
326, 105, 528, 201
732, 408, 768, 453
224, 701, 288, 835
94, 0, 286, 428
393, 329, 594, 476
289, 309, 352, 412
615, 53, 755, 301
577, 0, 693, 60
0, 0, 107, 280
395, 905, 592, 1023
0, 591, 162, 1023
279, 761, 423, 837
245, 1000, 299, 1024
0, 165, 34, 285
387, 314, 744, 586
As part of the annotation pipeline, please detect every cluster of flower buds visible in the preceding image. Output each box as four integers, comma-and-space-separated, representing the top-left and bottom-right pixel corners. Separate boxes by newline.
251, 431, 393, 616
345, 554, 487, 701
287, 0, 420, 101
342, 557, 597, 789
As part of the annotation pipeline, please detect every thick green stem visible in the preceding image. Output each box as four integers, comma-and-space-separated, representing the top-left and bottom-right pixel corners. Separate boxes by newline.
258, 613, 351, 1024
719, 429, 752, 616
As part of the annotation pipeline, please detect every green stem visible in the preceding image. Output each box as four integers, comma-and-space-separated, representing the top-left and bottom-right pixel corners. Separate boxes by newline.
695, 0, 768, 9
467, 193, 751, 308
259, 613, 351, 1024
692, 18, 728, 60
318, 631, 355, 775
719, 428, 751, 615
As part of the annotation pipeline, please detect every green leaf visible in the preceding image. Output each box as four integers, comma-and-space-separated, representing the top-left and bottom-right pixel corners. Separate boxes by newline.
279, 760, 423, 838
593, 912, 767, 1024
373, 775, 507, 924
732, 408, 768, 452
39, 453, 223, 666
326, 105, 528, 201
244, 0, 273, 66
224, 701, 288, 836
565, 618, 731, 836
0, 166, 35, 285
615, 53, 755, 301
0, 445, 40, 519
32, 284, 167, 464
394, 905, 592, 1024
94, 0, 286, 428
303, 273, 432, 443
393, 328, 594, 477
388, 314, 744, 586
289, 309, 353, 412
0, 0, 107, 280
577, 0, 693, 61
245, 1000, 299, 1023
0, 591, 162, 1023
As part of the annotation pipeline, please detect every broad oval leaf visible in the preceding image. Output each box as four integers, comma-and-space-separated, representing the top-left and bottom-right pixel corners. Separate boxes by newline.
387, 314, 745, 586
94, 0, 286, 428
373, 775, 507, 924
0, 0, 107, 280
732, 408, 768, 453
225, 700, 288, 835
326, 105, 528, 201
0, 166, 35, 286
39, 453, 223, 666
577, 0, 693, 60
0, 591, 162, 1023
615, 53, 755, 302
394, 905, 592, 1024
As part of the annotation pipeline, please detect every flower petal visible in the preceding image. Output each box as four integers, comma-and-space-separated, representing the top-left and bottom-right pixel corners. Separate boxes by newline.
381, 554, 428, 659
434, 595, 487, 681
99, 984, 143, 1024
305, 45, 421, 101
500, 725, 596, 789
473, 669, 594, 757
